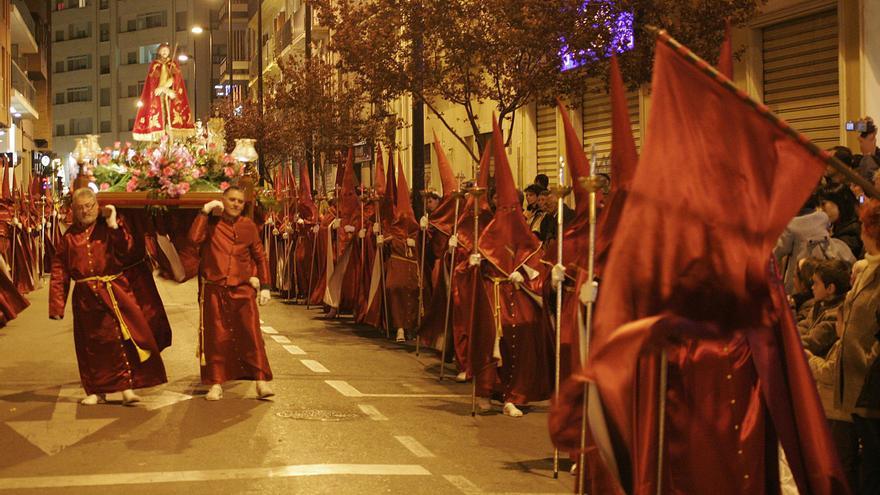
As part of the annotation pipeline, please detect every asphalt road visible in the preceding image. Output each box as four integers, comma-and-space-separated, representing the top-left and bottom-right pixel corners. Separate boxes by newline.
0, 276, 574, 494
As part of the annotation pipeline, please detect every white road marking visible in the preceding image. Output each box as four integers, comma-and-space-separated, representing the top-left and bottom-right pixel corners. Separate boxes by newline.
260, 326, 278, 334
0, 464, 432, 490
270, 335, 291, 344
357, 404, 388, 421
282, 344, 306, 355
143, 390, 193, 411
325, 380, 363, 397
443, 474, 570, 495
401, 382, 427, 393
5, 385, 117, 456
324, 380, 467, 398
394, 436, 436, 458
300, 360, 330, 373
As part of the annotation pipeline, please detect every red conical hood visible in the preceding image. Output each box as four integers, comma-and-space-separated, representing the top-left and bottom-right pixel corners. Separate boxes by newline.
298, 162, 317, 221
432, 131, 457, 196
339, 148, 359, 225
374, 143, 387, 196
558, 99, 591, 215
453, 145, 493, 253
477, 116, 540, 275
390, 160, 419, 239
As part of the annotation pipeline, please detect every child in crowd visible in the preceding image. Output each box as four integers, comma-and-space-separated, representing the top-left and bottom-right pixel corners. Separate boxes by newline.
801, 259, 851, 356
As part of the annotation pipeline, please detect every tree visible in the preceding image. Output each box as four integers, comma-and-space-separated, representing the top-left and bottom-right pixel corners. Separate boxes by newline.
313, 0, 762, 164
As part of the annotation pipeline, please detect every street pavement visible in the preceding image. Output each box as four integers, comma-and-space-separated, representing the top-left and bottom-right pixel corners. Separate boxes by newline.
0, 277, 575, 494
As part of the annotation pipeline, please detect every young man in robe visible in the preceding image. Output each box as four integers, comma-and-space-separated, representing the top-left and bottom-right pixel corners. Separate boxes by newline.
50, 188, 167, 405
190, 187, 274, 401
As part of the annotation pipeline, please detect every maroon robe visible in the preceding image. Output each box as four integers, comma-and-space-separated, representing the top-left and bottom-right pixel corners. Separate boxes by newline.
188, 212, 273, 385
49, 217, 167, 394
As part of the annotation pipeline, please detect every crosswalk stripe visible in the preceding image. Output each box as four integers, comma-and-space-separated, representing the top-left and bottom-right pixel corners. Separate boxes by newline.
300, 360, 330, 373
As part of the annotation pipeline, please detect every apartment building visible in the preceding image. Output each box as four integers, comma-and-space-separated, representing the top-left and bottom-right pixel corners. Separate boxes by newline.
0, 0, 52, 187
50, 0, 216, 157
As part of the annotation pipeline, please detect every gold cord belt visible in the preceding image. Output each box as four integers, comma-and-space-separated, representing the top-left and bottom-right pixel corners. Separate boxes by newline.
75, 273, 151, 362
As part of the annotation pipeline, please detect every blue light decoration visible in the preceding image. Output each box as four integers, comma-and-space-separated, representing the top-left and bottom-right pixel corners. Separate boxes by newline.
560, 2, 635, 71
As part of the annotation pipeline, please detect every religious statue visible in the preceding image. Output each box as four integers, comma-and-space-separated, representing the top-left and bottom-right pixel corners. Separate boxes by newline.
132, 43, 195, 141
207, 112, 227, 152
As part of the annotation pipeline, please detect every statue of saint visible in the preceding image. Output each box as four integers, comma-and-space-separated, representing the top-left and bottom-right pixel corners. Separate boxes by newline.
132, 43, 195, 141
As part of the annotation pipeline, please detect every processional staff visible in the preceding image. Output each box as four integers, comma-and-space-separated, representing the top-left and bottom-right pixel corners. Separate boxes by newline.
439, 171, 466, 381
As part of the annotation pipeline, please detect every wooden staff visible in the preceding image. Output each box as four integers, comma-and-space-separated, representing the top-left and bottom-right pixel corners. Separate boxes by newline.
416, 173, 432, 356
374, 191, 392, 339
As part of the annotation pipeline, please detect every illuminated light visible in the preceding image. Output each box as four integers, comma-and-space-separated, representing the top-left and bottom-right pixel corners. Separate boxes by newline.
560, 1, 634, 71
13, 113, 22, 118
136, 100, 144, 108
178, 54, 189, 62
191, 26, 204, 34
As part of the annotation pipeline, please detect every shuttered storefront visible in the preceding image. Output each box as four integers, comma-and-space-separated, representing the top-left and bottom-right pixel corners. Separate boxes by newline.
762, 9, 840, 148
536, 104, 559, 182
582, 86, 641, 174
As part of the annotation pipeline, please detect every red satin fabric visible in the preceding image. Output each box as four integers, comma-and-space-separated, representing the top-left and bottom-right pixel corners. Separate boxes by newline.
0, 268, 28, 326
188, 213, 270, 287
200, 283, 272, 384
132, 57, 194, 139
385, 239, 419, 331
49, 218, 167, 394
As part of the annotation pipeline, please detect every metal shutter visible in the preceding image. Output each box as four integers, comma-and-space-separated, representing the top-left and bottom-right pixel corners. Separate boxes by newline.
582, 83, 641, 174
536, 104, 559, 182
762, 9, 840, 148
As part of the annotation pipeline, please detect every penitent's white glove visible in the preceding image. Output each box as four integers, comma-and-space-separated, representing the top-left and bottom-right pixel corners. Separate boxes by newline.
202, 200, 224, 215
103, 205, 118, 230
248, 277, 260, 290
258, 289, 271, 306
469, 253, 481, 267
376, 234, 386, 246
344, 225, 356, 234
406, 238, 417, 248
265, 217, 275, 226
372, 222, 380, 234
282, 232, 289, 240
358, 228, 366, 239
448, 234, 459, 249
331, 218, 341, 230
311, 225, 320, 234
508, 271, 524, 284
579, 280, 599, 305
297, 218, 305, 225
419, 215, 429, 230
551, 264, 566, 289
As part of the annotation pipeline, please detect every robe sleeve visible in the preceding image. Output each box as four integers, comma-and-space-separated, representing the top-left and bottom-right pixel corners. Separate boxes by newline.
188, 212, 209, 246
108, 217, 136, 265
248, 221, 270, 288
49, 236, 70, 319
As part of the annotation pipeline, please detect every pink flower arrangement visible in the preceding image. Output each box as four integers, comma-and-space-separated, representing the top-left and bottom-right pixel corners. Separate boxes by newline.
219, 181, 230, 191
223, 166, 235, 178
99, 183, 110, 191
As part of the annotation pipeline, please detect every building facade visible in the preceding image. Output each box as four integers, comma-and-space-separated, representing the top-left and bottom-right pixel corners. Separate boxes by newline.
50, 0, 214, 157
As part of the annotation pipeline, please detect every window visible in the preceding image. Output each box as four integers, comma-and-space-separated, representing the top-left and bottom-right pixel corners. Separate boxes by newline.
54, 93, 65, 105
100, 55, 109, 74
100, 87, 110, 106
128, 118, 135, 130
99, 0, 108, 9
54, 30, 64, 42
137, 12, 166, 30
138, 44, 159, 64
176, 11, 187, 31
67, 55, 91, 71
137, 80, 145, 95
100, 121, 111, 133
127, 84, 137, 98
69, 21, 91, 40
100, 23, 109, 42
66, 87, 92, 103
69, 117, 92, 135
54, 60, 65, 73
127, 51, 136, 65
126, 19, 136, 32
55, 124, 65, 136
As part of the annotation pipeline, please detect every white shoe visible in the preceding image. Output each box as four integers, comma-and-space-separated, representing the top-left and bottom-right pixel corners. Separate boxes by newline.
80, 393, 106, 405
121, 389, 141, 406
477, 397, 492, 412
454, 371, 467, 383
396, 328, 406, 343
570, 463, 577, 475
256, 381, 275, 400
205, 384, 223, 401
503, 402, 524, 417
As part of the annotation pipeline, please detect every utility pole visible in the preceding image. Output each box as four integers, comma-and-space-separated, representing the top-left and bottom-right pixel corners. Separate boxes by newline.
256, 0, 264, 184
411, 10, 425, 218
227, 0, 232, 101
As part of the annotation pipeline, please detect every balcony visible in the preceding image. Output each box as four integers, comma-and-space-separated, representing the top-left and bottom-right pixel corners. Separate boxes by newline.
11, 60, 39, 120
11, 0, 39, 54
